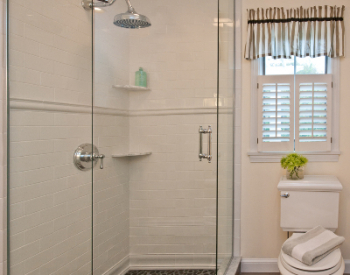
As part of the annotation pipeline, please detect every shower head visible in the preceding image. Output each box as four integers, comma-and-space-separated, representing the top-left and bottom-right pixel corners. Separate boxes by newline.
82, 0, 151, 28
113, 0, 151, 29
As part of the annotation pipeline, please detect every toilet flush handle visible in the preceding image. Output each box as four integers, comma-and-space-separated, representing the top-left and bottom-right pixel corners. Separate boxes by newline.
281, 193, 290, 198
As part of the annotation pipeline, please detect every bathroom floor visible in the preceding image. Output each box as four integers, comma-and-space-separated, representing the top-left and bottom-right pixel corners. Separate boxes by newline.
125, 270, 216, 275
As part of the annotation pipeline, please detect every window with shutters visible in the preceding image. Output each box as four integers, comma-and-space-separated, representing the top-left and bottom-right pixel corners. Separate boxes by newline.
295, 75, 332, 152
249, 56, 340, 162
257, 75, 294, 152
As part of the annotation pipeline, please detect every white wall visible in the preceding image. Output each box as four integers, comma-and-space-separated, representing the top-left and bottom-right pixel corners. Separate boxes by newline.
241, 0, 350, 261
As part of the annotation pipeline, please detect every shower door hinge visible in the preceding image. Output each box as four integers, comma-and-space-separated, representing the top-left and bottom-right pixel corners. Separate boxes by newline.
331, 82, 333, 88
257, 83, 259, 89
331, 137, 333, 143
257, 138, 258, 144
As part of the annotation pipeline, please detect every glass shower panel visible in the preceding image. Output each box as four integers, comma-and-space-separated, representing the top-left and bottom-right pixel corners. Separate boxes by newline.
93, 0, 219, 272
7, 1, 93, 274
92, 0, 130, 273
217, 0, 234, 273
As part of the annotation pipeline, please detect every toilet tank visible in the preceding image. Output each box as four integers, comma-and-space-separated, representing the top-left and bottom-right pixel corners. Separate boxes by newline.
278, 175, 342, 232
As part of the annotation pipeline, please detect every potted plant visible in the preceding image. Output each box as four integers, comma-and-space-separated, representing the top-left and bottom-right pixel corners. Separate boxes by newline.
280, 153, 308, 180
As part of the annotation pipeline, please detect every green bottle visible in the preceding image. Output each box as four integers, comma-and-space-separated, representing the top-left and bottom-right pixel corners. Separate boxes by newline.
135, 67, 147, 88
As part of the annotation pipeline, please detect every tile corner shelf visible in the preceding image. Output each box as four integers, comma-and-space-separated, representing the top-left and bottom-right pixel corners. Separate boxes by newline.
113, 85, 151, 91
112, 152, 152, 158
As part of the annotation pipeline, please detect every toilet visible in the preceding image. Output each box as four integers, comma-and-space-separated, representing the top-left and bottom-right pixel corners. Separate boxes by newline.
277, 175, 345, 275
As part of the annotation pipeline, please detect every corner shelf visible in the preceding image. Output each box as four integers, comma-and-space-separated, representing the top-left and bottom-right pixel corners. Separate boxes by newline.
112, 152, 152, 158
112, 85, 151, 91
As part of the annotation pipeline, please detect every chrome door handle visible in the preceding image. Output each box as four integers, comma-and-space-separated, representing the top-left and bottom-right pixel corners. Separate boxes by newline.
199, 125, 212, 163
281, 193, 290, 198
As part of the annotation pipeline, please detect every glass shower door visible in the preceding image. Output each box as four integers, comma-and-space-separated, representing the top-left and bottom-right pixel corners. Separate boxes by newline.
217, 0, 235, 273
92, 0, 223, 273
7, 0, 94, 273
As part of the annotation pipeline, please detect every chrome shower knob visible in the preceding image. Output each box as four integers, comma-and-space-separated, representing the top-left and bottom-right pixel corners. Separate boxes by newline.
74, 144, 105, 171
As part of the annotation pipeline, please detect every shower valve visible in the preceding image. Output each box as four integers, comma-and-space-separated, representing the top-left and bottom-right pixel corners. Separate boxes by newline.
74, 144, 106, 171
93, 154, 105, 169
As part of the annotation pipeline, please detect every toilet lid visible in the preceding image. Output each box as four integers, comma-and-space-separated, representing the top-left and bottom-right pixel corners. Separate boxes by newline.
281, 233, 342, 271
281, 251, 342, 272
279, 253, 344, 275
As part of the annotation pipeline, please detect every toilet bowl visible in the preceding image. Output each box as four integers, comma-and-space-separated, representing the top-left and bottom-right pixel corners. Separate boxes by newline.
277, 176, 344, 275
278, 233, 345, 275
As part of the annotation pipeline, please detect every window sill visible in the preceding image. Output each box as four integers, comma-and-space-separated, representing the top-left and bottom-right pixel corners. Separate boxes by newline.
248, 151, 341, 163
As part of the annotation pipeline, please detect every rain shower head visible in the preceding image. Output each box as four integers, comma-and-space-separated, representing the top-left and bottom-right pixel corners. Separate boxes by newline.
114, 0, 151, 28
82, 0, 151, 28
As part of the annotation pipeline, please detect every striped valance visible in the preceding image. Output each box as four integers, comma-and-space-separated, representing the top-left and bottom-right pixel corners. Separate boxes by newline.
244, 6, 345, 60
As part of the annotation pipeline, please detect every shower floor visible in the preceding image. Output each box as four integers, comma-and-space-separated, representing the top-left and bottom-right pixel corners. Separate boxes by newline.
125, 270, 216, 275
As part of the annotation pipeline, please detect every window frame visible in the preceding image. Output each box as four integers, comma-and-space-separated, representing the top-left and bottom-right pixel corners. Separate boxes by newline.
248, 58, 340, 163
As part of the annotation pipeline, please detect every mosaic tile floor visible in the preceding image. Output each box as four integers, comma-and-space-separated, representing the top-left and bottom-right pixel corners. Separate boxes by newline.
125, 270, 216, 275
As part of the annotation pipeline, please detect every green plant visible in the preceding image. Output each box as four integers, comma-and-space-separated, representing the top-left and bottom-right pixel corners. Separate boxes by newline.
281, 153, 308, 179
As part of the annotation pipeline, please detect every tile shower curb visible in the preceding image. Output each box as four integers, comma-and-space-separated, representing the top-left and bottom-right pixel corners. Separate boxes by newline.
102, 255, 217, 275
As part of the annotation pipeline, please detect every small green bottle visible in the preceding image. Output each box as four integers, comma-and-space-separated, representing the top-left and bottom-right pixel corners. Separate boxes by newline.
135, 67, 147, 88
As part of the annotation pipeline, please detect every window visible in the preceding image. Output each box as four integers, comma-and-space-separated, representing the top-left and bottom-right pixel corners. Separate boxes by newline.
264, 56, 328, 75
249, 56, 340, 162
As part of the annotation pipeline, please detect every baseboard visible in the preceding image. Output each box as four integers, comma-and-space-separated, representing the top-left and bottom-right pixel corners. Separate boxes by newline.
129, 254, 216, 270
103, 255, 130, 275
345, 260, 350, 273
223, 257, 241, 275
240, 258, 279, 273
242, 258, 350, 273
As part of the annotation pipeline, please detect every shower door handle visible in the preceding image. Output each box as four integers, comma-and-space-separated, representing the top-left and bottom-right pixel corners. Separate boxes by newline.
199, 125, 212, 163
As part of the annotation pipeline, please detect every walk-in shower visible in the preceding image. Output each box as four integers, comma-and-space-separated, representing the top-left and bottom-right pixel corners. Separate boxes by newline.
82, 0, 152, 28
6, 0, 234, 274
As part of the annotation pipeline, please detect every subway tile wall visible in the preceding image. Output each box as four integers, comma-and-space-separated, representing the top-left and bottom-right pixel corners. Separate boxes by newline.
126, 0, 231, 268
8, 0, 130, 274
8, 0, 94, 272
9, 110, 93, 274
128, 114, 217, 267
128, 0, 219, 111
93, 1, 130, 274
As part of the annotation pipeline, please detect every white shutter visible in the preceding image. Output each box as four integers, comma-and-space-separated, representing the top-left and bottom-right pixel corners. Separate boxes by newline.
257, 75, 294, 152
295, 75, 332, 152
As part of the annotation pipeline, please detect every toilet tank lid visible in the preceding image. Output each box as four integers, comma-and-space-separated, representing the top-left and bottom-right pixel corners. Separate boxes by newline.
278, 175, 343, 192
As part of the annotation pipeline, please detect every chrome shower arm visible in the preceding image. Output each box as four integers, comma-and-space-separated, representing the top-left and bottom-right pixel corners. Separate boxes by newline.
125, 0, 136, 13
82, 0, 117, 9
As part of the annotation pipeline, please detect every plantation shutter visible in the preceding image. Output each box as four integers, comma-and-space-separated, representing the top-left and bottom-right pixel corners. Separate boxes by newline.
257, 75, 294, 152
295, 75, 332, 152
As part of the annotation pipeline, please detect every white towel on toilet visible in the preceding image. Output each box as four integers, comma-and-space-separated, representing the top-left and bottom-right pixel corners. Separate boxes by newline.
282, 226, 345, 266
